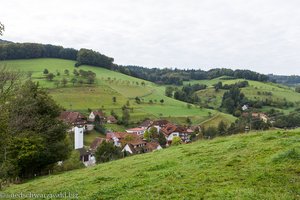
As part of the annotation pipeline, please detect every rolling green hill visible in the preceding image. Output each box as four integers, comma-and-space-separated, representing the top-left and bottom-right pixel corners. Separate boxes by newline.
189, 77, 300, 112
3, 129, 300, 199
0, 58, 235, 125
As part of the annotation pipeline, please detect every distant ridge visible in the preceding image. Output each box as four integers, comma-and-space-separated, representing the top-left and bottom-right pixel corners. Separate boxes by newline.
0, 39, 12, 44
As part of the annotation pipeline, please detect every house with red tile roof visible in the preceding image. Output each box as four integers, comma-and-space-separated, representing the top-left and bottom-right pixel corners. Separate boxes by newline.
58, 111, 87, 126
161, 123, 193, 143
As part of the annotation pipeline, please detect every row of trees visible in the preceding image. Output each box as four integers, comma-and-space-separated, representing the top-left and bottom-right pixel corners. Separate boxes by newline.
214, 81, 249, 91
0, 43, 114, 69
0, 43, 78, 61
114, 65, 269, 85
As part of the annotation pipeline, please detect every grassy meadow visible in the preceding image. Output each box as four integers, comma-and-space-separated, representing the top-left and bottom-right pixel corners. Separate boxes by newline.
3, 129, 300, 199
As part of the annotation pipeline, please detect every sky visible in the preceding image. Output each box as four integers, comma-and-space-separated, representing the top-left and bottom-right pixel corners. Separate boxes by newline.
0, 0, 300, 75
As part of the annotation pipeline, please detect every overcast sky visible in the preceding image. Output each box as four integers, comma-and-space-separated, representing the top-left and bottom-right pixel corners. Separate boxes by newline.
1, 0, 300, 75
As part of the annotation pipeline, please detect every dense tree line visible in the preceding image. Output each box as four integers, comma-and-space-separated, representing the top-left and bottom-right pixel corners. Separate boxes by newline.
214, 81, 249, 91
76, 48, 114, 69
268, 74, 300, 85
114, 65, 269, 85
0, 43, 78, 61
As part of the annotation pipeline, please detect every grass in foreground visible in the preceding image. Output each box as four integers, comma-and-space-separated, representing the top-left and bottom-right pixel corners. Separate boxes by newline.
4, 129, 300, 199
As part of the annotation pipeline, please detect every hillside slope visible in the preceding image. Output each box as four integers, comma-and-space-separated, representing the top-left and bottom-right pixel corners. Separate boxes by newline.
0, 58, 236, 125
4, 130, 300, 199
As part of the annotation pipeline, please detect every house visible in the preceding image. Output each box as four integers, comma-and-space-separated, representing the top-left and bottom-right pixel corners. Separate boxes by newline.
242, 112, 269, 123
59, 111, 87, 126
122, 140, 162, 154
90, 137, 105, 152
139, 119, 153, 129
148, 119, 170, 132
77, 147, 95, 167
126, 127, 147, 135
160, 123, 192, 143
106, 132, 140, 147
145, 141, 163, 152
88, 110, 105, 122
106, 116, 117, 124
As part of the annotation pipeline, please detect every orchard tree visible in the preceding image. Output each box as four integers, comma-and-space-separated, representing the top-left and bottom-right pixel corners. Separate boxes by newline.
43, 68, 49, 75
61, 78, 68, 87
46, 73, 55, 81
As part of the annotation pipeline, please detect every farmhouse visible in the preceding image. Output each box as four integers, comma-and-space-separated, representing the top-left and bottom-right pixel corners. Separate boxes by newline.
77, 147, 95, 167
242, 112, 269, 123
88, 110, 105, 122
106, 116, 117, 124
106, 132, 141, 147
160, 123, 193, 143
59, 111, 87, 126
148, 119, 170, 132
122, 140, 162, 154
122, 138, 147, 154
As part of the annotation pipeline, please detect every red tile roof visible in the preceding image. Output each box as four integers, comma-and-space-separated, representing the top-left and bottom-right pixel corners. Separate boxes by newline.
58, 111, 86, 125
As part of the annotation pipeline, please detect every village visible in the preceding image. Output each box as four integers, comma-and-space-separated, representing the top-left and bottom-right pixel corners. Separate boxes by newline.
58, 107, 270, 166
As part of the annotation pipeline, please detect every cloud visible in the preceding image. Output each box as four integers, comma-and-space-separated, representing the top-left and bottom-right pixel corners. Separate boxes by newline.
0, 0, 300, 75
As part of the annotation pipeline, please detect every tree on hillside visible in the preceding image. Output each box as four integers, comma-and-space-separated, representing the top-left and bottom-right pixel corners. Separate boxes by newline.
122, 106, 130, 126
1, 81, 70, 179
43, 69, 49, 75
112, 96, 117, 104
204, 127, 218, 139
64, 69, 69, 76
71, 78, 77, 86
61, 78, 68, 87
165, 86, 174, 97
95, 141, 122, 163
160, 99, 164, 104
135, 97, 141, 104
158, 132, 167, 146
73, 69, 79, 76
218, 121, 227, 135
295, 86, 300, 93
46, 73, 55, 81
143, 130, 151, 142
87, 75, 95, 84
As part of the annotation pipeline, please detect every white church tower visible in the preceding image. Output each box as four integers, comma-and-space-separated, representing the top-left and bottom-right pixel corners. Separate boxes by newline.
74, 126, 84, 149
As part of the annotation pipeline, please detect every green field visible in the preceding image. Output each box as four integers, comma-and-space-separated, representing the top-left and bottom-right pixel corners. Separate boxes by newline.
0, 58, 234, 125
4, 129, 300, 199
